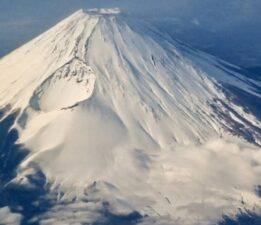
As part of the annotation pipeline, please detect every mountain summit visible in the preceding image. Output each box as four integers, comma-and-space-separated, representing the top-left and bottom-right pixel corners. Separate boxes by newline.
0, 9, 260, 224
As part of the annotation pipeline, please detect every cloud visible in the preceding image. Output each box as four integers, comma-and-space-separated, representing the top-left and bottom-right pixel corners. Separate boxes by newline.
15, 137, 261, 224
0, 20, 39, 28
0, 207, 23, 225
191, 19, 200, 26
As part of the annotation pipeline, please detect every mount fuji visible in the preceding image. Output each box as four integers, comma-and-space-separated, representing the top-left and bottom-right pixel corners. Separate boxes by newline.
0, 9, 260, 225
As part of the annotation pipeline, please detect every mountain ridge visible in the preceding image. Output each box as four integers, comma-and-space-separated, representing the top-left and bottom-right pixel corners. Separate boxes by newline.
0, 9, 260, 225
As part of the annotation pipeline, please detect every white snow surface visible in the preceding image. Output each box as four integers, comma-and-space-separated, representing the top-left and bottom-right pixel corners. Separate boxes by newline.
0, 9, 260, 224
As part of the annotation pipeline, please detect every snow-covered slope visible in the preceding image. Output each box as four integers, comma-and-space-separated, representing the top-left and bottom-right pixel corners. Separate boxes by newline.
0, 9, 260, 225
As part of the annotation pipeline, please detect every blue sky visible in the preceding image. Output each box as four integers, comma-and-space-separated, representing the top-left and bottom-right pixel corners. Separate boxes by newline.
0, 0, 261, 68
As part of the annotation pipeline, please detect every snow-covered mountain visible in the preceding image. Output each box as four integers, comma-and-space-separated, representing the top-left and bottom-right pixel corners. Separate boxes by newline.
0, 9, 260, 225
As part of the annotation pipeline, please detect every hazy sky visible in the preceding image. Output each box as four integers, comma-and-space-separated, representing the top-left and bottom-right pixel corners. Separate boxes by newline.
0, 0, 261, 67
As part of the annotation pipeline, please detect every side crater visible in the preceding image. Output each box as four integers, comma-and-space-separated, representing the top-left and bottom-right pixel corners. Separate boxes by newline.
29, 58, 96, 112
